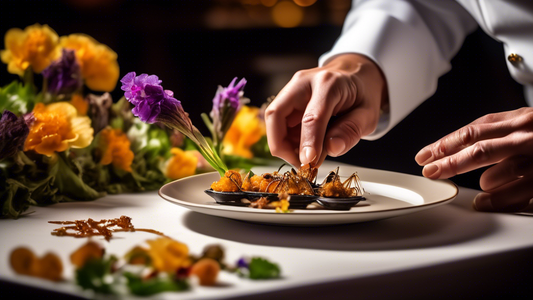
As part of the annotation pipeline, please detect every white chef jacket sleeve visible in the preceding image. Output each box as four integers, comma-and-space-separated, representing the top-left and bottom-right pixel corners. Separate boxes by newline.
319, 0, 478, 140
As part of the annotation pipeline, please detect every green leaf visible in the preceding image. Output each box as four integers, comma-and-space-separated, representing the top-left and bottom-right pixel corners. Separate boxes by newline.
0, 152, 59, 218
0, 80, 36, 115
248, 257, 281, 280
145, 126, 171, 159
0, 178, 33, 219
75, 256, 118, 294
124, 272, 189, 296
50, 152, 104, 201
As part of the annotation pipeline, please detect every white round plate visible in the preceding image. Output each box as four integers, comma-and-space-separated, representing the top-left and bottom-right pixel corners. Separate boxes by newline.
159, 162, 458, 226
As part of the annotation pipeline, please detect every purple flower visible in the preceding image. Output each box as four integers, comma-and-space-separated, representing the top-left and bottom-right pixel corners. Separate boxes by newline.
42, 49, 82, 95
0, 110, 32, 161
237, 257, 249, 269
120, 72, 162, 105
120, 72, 184, 125
120, 71, 229, 176
209, 77, 248, 146
211, 77, 247, 116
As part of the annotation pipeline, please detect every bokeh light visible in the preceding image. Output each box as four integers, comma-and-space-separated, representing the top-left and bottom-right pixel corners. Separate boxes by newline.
261, 0, 278, 7
271, 1, 304, 28
293, 0, 317, 7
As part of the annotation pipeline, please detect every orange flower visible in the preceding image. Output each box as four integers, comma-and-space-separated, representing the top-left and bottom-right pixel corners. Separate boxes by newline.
1, 24, 61, 75
70, 94, 88, 115
98, 128, 134, 172
24, 102, 93, 156
60, 34, 119, 92
165, 148, 198, 180
146, 238, 191, 273
223, 106, 266, 158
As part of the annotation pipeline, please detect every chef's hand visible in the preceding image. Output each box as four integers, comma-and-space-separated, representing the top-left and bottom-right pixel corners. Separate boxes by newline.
265, 53, 388, 168
415, 107, 533, 212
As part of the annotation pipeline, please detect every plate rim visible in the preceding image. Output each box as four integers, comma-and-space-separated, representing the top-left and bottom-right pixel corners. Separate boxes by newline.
158, 170, 458, 216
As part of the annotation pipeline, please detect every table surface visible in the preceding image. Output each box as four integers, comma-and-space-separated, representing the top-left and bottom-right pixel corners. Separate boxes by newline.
1, 161, 532, 299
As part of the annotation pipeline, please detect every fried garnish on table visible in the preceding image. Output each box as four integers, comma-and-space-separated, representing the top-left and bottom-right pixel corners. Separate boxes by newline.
49, 215, 167, 241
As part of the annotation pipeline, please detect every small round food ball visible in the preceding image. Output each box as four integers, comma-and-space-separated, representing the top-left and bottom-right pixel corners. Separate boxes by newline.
190, 258, 220, 286
35, 253, 63, 281
10, 247, 36, 275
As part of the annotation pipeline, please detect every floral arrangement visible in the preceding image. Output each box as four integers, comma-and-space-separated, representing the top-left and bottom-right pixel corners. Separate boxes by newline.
0, 24, 274, 219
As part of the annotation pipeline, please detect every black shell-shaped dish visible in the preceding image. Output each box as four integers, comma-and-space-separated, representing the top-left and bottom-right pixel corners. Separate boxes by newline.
316, 196, 366, 210
205, 190, 319, 209
204, 190, 258, 206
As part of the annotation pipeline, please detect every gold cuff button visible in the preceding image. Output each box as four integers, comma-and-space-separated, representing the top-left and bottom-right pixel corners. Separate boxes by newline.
508, 53, 522, 63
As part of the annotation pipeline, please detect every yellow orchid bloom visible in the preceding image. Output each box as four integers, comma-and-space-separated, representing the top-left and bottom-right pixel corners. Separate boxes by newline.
24, 102, 93, 156
146, 238, 191, 273
1, 24, 61, 75
165, 148, 198, 180
60, 34, 119, 92
98, 128, 134, 172
223, 106, 266, 159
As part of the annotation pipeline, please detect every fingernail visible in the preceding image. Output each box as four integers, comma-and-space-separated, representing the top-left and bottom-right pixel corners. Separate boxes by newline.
301, 146, 317, 165
327, 137, 346, 157
415, 150, 433, 165
422, 164, 439, 178
473, 193, 493, 211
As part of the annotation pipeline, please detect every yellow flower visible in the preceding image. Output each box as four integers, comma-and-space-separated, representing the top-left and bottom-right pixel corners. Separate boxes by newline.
271, 192, 291, 213
70, 94, 88, 115
146, 238, 191, 273
223, 106, 266, 159
98, 128, 134, 172
165, 148, 198, 180
1, 24, 61, 75
60, 34, 119, 92
24, 102, 93, 156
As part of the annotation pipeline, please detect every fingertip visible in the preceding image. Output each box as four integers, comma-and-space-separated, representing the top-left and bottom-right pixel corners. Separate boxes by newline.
326, 137, 346, 157
415, 149, 433, 165
422, 164, 440, 178
300, 146, 317, 166
473, 193, 494, 211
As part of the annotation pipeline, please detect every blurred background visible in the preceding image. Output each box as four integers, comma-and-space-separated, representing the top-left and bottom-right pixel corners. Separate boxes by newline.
0, 0, 528, 189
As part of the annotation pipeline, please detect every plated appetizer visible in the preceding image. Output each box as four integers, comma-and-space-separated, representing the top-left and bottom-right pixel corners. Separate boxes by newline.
206, 164, 366, 211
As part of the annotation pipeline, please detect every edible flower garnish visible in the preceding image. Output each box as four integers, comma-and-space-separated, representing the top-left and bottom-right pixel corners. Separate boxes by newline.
236, 257, 281, 280
271, 192, 291, 213
146, 238, 191, 273
121, 72, 228, 176
204, 77, 248, 151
